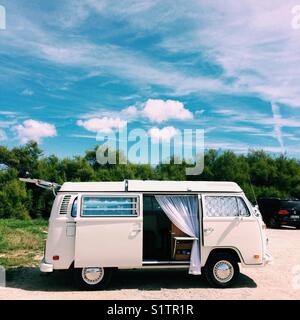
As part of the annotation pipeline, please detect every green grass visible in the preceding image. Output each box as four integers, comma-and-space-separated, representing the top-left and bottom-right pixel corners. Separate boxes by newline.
0, 219, 48, 268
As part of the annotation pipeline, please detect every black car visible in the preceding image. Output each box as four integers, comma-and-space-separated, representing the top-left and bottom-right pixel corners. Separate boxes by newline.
258, 198, 300, 228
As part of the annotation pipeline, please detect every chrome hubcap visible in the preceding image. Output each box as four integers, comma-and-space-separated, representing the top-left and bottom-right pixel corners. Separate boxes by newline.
82, 267, 104, 285
213, 260, 234, 283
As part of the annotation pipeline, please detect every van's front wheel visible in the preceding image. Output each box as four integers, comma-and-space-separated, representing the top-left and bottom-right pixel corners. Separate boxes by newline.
74, 267, 112, 290
204, 253, 239, 288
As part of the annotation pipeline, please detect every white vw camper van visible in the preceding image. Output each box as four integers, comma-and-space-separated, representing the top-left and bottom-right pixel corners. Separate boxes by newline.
27, 179, 271, 289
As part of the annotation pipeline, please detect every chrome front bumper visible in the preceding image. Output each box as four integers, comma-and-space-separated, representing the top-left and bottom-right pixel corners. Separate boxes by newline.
40, 257, 53, 273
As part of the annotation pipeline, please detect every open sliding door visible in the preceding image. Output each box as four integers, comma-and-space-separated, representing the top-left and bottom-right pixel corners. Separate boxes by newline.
74, 193, 143, 268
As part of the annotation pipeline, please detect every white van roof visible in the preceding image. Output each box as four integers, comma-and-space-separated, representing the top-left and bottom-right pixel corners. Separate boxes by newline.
59, 180, 242, 193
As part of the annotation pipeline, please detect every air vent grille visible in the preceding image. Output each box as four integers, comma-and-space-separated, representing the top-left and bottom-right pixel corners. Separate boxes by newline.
59, 195, 71, 215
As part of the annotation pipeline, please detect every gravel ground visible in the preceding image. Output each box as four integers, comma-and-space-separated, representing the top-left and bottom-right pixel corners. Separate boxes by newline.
1, 228, 300, 300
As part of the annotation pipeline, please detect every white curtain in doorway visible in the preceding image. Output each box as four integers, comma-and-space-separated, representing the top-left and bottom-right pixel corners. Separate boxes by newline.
155, 195, 201, 275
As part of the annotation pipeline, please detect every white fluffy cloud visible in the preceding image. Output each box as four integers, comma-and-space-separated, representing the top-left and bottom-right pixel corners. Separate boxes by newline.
77, 117, 127, 133
121, 106, 138, 119
0, 129, 7, 142
79, 99, 193, 124
142, 99, 193, 123
14, 120, 57, 144
148, 126, 178, 141
21, 89, 34, 96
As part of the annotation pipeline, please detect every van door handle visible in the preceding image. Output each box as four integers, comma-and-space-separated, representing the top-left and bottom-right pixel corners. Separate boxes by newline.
132, 222, 141, 233
204, 227, 214, 235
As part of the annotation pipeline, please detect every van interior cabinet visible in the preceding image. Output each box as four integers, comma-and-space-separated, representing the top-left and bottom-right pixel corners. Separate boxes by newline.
173, 240, 192, 260
169, 224, 190, 260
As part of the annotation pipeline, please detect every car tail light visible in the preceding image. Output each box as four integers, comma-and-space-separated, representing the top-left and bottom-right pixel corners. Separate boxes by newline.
53, 255, 60, 261
278, 209, 289, 215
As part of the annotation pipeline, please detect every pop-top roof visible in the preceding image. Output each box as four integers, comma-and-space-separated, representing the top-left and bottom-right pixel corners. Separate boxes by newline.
59, 180, 242, 193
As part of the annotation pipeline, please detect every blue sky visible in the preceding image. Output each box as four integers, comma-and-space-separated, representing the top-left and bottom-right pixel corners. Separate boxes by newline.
1, 0, 300, 160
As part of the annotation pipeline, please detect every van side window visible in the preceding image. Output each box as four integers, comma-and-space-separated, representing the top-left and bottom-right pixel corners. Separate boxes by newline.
205, 196, 250, 217
81, 197, 138, 217
236, 197, 250, 217
71, 197, 78, 217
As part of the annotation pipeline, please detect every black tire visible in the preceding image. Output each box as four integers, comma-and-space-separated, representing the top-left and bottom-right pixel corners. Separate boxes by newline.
204, 252, 240, 288
268, 217, 279, 229
74, 267, 113, 290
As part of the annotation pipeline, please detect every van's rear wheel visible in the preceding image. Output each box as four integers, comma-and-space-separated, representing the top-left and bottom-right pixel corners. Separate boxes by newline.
74, 267, 112, 290
204, 253, 239, 288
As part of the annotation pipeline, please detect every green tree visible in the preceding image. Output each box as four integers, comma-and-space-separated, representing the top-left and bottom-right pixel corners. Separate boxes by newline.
0, 169, 30, 219
0, 143, 300, 220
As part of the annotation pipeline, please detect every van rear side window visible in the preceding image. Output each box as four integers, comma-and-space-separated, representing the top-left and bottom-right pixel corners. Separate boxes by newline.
81, 197, 138, 217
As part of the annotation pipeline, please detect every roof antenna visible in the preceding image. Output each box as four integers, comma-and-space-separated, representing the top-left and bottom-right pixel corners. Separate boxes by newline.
248, 174, 258, 206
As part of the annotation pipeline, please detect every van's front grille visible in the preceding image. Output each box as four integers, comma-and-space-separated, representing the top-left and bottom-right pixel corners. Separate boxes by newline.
59, 195, 71, 215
